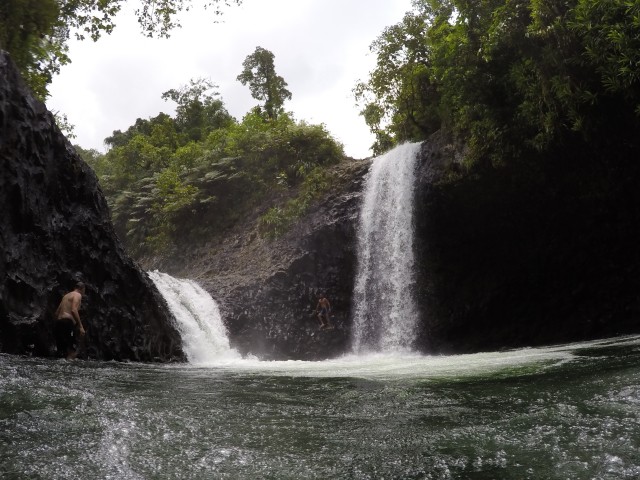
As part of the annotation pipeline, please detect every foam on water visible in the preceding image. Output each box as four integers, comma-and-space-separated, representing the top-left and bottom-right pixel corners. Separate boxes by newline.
184, 342, 577, 380
150, 269, 640, 379
260, 335, 640, 379
2, 332, 640, 478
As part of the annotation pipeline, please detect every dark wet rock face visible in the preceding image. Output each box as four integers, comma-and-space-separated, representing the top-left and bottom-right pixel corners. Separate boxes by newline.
0, 51, 184, 361
414, 133, 640, 353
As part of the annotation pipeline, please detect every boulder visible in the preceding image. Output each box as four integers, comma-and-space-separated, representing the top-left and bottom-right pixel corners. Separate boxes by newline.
0, 51, 184, 361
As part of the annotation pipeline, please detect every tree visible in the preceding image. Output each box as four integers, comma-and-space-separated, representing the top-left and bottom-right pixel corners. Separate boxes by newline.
90, 83, 343, 254
354, 7, 445, 155
105, 113, 178, 149
237, 46, 292, 121
161, 77, 234, 142
0, 0, 242, 100
357, 0, 640, 162
0, 0, 76, 99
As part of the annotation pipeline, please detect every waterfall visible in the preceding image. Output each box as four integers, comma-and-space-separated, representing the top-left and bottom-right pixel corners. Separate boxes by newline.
149, 271, 240, 364
351, 142, 421, 353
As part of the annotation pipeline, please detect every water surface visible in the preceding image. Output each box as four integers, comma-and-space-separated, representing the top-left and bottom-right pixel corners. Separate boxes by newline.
2, 336, 640, 479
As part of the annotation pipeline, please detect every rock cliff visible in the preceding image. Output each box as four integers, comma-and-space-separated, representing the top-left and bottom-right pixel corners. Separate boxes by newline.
147, 159, 370, 360
0, 51, 184, 361
414, 133, 640, 353
153, 127, 640, 359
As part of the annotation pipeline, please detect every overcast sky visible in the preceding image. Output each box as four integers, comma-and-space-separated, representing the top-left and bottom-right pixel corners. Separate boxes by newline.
46, 0, 414, 159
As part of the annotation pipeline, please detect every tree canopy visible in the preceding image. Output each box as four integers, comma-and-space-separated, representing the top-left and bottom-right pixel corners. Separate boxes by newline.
237, 46, 292, 121
0, 0, 242, 100
161, 77, 234, 142
356, 0, 640, 162
82, 76, 343, 256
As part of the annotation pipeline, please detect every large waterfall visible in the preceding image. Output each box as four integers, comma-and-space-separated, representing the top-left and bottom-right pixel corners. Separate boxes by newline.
351, 142, 421, 353
148, 271, 240, 364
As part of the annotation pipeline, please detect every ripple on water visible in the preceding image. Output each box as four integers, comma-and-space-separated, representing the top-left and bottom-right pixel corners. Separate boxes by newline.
1, 336, 640, 478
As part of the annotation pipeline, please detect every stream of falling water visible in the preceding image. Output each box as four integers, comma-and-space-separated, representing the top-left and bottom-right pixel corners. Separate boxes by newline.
351, 142, 422, 353
148, 270, 241, 364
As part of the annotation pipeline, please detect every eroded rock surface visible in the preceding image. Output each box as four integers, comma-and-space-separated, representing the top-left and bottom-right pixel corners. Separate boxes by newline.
0, 51, 184, 361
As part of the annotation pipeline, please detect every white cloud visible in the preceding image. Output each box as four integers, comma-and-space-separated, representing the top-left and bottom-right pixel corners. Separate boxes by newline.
46, 0, 413, 158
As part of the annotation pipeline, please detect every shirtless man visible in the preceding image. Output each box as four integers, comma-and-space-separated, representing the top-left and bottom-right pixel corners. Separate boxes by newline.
54, 282, 86, 359
314, 293, 334, 330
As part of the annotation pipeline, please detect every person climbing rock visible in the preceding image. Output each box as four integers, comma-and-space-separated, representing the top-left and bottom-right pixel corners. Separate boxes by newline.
314, 293, 334, 330
54, 282, 86, 359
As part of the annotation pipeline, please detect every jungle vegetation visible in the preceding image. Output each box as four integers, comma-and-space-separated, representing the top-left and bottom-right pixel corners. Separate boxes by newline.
4, 0, 640, 262
356, 0, 640, 165
78, 58, 343, 256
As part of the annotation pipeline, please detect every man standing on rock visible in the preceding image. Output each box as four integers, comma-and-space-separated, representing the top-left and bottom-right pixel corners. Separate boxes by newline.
314, 293, 334, 330
54, 282, 86, 359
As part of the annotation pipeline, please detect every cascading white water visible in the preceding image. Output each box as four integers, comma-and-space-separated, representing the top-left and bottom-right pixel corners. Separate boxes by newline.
148, 270, 240, 364
351, 142, 421, 353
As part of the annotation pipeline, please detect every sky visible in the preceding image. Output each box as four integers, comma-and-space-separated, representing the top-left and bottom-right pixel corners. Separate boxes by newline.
47, 0, 414, 159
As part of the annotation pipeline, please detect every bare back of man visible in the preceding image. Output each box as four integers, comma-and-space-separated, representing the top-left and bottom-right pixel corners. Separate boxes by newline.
54, 283, 86, 359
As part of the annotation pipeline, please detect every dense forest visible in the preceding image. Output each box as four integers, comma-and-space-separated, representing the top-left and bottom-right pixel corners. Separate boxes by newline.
2, 0, 640, 264
356, 0, 639, 160
77, 67, 344, 257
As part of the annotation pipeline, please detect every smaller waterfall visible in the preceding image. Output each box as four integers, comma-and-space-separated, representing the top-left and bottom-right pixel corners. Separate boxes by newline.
351, 142, 421, 353
149, 271, 240, 364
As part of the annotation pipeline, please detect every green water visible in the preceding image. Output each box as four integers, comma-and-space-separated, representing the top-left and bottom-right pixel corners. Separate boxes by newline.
1, 336, 640, 479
